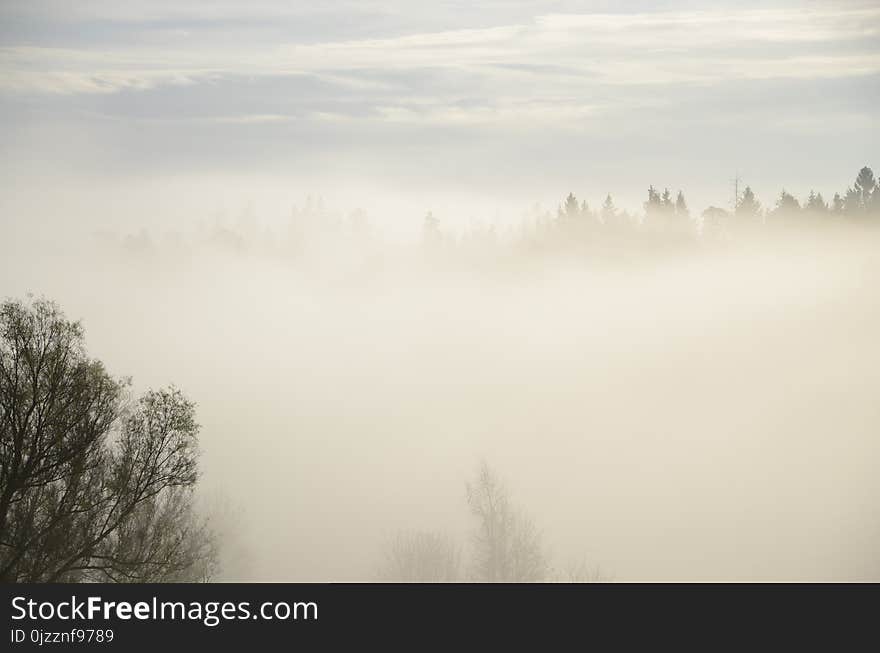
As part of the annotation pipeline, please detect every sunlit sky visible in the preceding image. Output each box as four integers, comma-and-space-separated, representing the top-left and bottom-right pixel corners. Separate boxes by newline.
1, 1, 878, 222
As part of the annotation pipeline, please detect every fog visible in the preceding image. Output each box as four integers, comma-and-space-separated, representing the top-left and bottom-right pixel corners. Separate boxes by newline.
3, 0, 879, 583
3, 197, 879, 582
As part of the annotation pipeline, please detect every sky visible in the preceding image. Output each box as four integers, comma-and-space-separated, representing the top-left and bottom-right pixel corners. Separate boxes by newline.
1, 0, 879, 225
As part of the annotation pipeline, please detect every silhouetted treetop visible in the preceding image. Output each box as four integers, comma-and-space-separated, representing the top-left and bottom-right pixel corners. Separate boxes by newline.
0, 297, 215, 582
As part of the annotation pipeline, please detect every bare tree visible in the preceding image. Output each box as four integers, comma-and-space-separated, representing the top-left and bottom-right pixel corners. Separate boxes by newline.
557, 558, 613, 583
465, 461, 548, 582
0, 297, 216, 582
377, 530, 460, 582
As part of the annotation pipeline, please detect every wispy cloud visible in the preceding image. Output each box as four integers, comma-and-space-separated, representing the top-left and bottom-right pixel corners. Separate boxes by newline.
2, 6, 878, 101
1, 0, 878, 198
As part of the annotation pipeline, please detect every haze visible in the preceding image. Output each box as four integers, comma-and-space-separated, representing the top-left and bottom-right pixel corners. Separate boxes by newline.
1, 1, 879, 581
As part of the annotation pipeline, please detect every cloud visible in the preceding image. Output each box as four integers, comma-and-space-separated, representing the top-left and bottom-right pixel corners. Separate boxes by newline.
1, 3, 878, 142
371, 100, 599, 127
536, 7, 880, 44
3, 6, 879, 96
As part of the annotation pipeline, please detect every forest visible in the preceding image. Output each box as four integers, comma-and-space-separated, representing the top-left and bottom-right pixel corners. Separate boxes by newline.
2, 163, 879, 583
103, 166, 880, 267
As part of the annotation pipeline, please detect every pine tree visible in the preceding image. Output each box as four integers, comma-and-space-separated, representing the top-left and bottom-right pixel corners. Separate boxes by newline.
805, 190, 828, 216
736, 186, 761, 218
423, 211, 441, 248
854, 166, 876, 205
848, 166, 876, 216
644, 186, 662, 219
675, 191, 689, 219
845, 186, 860, 216
564, 192, 579, 218
773, 190, 801, 217
601, 194, 616, 222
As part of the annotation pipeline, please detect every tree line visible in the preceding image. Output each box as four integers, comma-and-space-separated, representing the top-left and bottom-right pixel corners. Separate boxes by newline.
559, 164, 878, 226
100, 165, 879, 267
424, 164, 880, 252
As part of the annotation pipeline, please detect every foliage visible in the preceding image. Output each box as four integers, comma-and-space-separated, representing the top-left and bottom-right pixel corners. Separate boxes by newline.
0, 297, 215, 582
